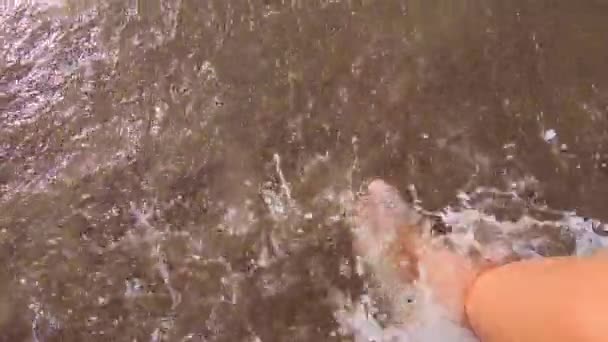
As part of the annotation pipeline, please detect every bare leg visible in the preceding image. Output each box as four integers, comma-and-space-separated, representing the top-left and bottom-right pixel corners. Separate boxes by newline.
354, 179, 608, 342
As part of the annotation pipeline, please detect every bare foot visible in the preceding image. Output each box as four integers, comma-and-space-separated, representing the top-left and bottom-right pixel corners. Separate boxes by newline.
354, 179, 426, 281
354, 179, 483, 324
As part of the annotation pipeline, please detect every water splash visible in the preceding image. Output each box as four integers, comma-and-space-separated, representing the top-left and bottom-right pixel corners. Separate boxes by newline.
336, 180, 607, 342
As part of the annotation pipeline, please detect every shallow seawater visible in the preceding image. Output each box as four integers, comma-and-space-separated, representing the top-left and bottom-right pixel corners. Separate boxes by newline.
2, 1, 608, 341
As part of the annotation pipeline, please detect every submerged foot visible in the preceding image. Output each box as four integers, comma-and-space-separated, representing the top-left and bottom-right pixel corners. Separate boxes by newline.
353, 179, 481, 324
353, 179, 425, 281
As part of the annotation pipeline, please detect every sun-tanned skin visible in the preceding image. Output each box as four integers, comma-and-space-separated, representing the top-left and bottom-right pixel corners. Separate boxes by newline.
466, 252, 608, 342
354, 179, 608, 342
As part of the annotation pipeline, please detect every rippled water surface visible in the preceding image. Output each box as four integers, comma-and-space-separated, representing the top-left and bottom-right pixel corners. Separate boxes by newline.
2, 1, 608, 341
